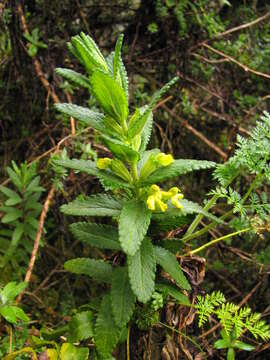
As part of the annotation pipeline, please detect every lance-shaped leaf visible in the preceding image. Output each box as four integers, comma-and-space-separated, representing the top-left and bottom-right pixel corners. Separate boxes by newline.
140, 159, 216, 185
61, 194, 123, 217
166, 199, 224, 224
102, 136, 139, 163
91, 71, 128, 124
64, 258, 113, 283
53, 159, 98, 176
70, 222, 121, 250
113, 34, 124, 80
111, 267, 136, 327
98, 169, 132, 190
154, 246, 190, 290
156, 283, 190, 305
55, 68, 91, 89
69, 33, 108, 74
55, 103, 106, 132
139, 109, 153, 152
127, 237, 156, 303
119, 199, 151, 256
128, 77, 178, 139
94, 294, 121, 358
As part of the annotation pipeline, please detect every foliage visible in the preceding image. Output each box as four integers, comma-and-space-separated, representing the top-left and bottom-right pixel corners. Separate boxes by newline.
0, 162, 44, 271
196, 291, 270, 359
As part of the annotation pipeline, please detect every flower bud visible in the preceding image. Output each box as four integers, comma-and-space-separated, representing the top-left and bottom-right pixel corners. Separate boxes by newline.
111, 159, 132, 182
155, 153, 174, 167
97, 158, 112, 170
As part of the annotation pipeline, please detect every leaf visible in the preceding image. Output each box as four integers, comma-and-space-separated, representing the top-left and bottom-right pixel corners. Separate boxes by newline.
68, 311, 94, 342
213, 339, 229, 349
154, 246, 191, 290
55, 68, 91, 89
6, 167, 22, 191
102, 136, 139, 163
94, 294, 121, 358
64, 258, 113, 283
0, 186, 22, 204
46, 349, 58, 360
140, 109, 153, 152
127, 237, 156, 303
1, 209, 22, 223
155, 283, 190, 305
111, 267, 136, 327
233, 341, 255, 351
113, 34, 124, 80
61, 194, 123, 217
165, 199, 224, 224
91, 71, 128, 123
60, 343, 89, 360
98, 169, 132, 190
128, 77, 178, 139
140, 159, 216, 185
53, 158, 98, 176
227, 348, 235, 360
2, 224, 24, 265
3, 347, 37, 360
119, 199, 151, 256
70, 222, 121, 250
55, 103, 106, 132
0, 305, 29, 324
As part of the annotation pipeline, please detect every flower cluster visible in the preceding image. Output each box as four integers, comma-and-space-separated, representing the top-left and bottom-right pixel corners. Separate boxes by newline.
146, 185, 184, 212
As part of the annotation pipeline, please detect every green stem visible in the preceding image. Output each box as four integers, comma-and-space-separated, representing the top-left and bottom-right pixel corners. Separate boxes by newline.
187, 227, 252, 256
127, 324, 130, 360
131, 161, 138, 182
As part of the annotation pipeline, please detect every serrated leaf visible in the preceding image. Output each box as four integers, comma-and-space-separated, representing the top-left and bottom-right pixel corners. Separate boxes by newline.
55, 68, 91, 89
68, 311, 94, 342
64, 258, 113, 283
140, 109, 153, 152
91, 71, 128, 123
60, 343, 89, 360
98, 169, 131, 190
1, 209, 22, 223
113, 34, 124, 80
127, 237, 156, 303
70, 222, 121, 250
55, 103, 106, 132
154, 246, 190, 290
119, 199, 151, 256
94, 294, 121, 358
53, 158, 98, 176
140, 159, 216, 185
102, 136, 139, 163
0, 186, 22, 202
155, 283, 190, 305
128, 77, 178, 139
6, 167, 22, 191
111, 267, 136, 327
61, 194, 123, 217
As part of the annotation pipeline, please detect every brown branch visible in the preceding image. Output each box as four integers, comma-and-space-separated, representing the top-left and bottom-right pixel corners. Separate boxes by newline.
162, 104, 227, 160
17, 187, 55, 303
202, 43, 270, 80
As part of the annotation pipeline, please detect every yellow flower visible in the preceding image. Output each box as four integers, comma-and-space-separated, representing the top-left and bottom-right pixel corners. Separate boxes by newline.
97, 158, 112, 170
146, 195, 156, 210
155, 153, 174, 167
171, 193, 184, 209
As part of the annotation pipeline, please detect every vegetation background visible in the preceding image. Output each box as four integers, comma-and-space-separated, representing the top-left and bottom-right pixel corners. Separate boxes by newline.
0, 0, 269, 359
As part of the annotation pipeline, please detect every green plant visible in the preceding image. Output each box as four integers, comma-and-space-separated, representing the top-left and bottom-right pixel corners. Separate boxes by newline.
0, 161, 44, 270
196, 291, 270, 360
0, 281, 28, 325
54, 32, 218, 358
23, 28, 47, 57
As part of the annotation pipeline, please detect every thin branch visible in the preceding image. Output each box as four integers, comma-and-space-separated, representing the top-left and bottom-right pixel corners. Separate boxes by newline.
202, 43, 270, 80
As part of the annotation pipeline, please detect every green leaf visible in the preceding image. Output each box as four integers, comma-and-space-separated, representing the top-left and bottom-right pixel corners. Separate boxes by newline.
68, 311, 94, 342
154, 246, 190, 290
55, 103, 106, 132
102, 136, 139, 163
119, 199, 151, 256
0, 186, 22, 205
155, 283, 190, 305
128, 77, 178, 139
139, 109, 153, 152
111, 267, 136, 327
98, 169, 132, 190
113, 34, 124, 80
1, 208, 22, 223
91, 71, 128, 124
94, 294, 121, 358
61, 194, 123, 217
55, 68, 91, 89
227, 348, 235, 360
70, 222, 121, 250
127, 237, 156, 303
233, 341, 255, 351
0, 305, 29, 324
3, 223, 24, 264
64, 258, 113, 283
60, 343, 89, 360
214, 339, 229, 349
70, 33, 108, 74
140, 159, 216, 185
3, 347, 37, 360
6, 167, 22, 191
53, 158, 98, 176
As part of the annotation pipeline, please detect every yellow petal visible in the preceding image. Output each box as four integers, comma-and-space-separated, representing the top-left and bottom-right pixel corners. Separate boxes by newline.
155, 153, 174, 167
97, 158, 112, 170
147, 195, 156, 210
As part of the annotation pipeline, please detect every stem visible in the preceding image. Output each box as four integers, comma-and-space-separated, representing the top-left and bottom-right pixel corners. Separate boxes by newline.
187, 227, 252, 256
131, 162, 138, 182
127, 324, 130, 360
